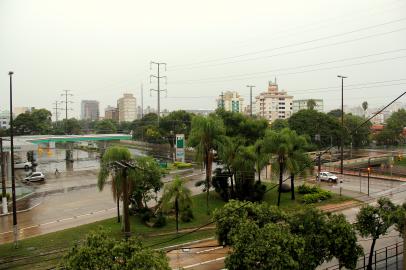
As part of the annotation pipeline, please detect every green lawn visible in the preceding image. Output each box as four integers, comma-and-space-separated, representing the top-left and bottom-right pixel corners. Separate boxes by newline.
0, 184, 352, 269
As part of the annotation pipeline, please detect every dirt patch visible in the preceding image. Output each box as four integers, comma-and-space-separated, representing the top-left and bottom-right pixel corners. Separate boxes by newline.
317, 200, 360, 212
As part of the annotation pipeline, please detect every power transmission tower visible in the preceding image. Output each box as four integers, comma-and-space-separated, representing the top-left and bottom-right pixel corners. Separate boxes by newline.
150, 61, 167, 126
60, 90, 73, 134
52, 101, 60, 123
246, 85, 255, 116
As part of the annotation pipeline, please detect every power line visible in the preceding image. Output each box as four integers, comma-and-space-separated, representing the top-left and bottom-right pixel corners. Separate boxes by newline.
170, 48, 406, 85
150, 61, 167, 126
169, 18, 406, 70
145, 91, 406, 248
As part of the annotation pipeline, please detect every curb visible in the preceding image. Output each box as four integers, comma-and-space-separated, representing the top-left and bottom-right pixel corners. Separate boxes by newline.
159, 237, 215, 251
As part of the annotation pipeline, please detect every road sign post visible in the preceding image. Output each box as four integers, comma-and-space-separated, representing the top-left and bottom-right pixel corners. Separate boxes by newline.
175, 134, 185, 162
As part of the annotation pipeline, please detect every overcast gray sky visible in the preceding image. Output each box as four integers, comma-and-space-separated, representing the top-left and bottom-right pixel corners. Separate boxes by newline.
1, 0, 406, 119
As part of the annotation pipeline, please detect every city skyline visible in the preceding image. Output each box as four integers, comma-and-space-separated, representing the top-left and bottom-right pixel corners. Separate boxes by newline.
1, 0, 406, 117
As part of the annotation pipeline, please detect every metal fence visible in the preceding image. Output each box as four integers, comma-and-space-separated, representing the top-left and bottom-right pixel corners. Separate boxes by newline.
326, 242, 403, 270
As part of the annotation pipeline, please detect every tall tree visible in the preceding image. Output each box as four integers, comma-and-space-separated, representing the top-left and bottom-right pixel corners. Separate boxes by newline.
263, 128, 295, 206
288, 132, 313, 200
362, 101, 368, 118
307, 99, 317, 110
251, 139, 270, 183
188, 115, 225, 213
130, 156, 163, 210
14, 109, 52, 135
289, 109, 340, 148
98, 146, 133, 237
161, 176, 192, 233
94, 119, 117, 134
376, 109, 406, 145
355, 198, 396, 270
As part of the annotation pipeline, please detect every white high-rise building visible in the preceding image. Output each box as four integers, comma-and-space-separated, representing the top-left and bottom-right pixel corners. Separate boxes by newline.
216, 91, 244, 113
254, 80, 293, 124
117, 93, 137, 122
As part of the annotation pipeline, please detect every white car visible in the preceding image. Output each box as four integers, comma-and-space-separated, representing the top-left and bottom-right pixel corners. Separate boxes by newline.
317, 171, 338, 182
24, 172, 45, 182
14, 161, 32, 170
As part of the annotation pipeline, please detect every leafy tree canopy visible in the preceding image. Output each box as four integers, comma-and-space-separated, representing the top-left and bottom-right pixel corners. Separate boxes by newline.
289, 109, 341, 148
60, 228, 170, 269
14, 109, 52, 135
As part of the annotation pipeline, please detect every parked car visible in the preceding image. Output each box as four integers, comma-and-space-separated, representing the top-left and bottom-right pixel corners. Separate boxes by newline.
317, 171, 338, 182
14, 161, 32, 170
24, 172, 45, 182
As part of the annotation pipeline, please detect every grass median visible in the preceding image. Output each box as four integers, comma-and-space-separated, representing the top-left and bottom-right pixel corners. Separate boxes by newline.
0, 183, 353, 269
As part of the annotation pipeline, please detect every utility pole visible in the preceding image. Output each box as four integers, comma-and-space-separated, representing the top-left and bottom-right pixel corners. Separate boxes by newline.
9, 71, 18, 248
60, 90, 73, 134
337, 75, 347, 175
150, 61, 167, 126
53, 101, 60, 124
246, 85, 255, 116
141, 83, 144, 119
0, 138, 7, 214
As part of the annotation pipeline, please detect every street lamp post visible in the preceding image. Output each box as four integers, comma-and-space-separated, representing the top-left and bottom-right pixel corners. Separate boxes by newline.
337, 75, 347, 175
367, 158, 370, 196
0, 138, 7, 214
9, 71, 18, 247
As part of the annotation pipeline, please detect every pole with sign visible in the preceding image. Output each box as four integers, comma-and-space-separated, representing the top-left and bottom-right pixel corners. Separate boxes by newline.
175, 134, 185, 162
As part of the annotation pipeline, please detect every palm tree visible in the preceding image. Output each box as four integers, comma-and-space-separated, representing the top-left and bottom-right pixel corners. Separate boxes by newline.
263, 128, 295, 206
161, 176, 192, 233
217, 136, 243, 196
362, 101, 368, 118
287, 133, 314, 200
188, 115, 225, 213
98, 146, 133, 237
307, 99, 317, 110
251, 139, 271, 183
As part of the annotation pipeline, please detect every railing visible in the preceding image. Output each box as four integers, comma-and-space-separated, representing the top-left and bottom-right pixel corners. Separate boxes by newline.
325, 242, 403, 270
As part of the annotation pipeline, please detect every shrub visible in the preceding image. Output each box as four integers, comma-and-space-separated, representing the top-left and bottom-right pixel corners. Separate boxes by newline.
298, 184, 320, 194
181, 206, 194, 222
302, 190, 332, 204
173, 161, 193, 169
153, 213, 167, 228
139, 207, 153, 223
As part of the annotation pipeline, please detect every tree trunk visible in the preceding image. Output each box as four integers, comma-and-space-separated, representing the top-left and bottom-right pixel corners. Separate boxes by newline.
206, 151, 213, 214
290, 174, 295, 200
277, 162, 283, 207
228, 168, 234, 198
175, 197, 179, 233
257, 164, 261, 183
122, 171, 131, 239
367, 238, 377, 270
116, 196, 121, 223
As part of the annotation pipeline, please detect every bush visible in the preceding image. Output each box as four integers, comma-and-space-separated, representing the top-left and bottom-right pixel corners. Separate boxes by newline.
250, 182, 267, 202
173, 161, 193, 169
298, 184, 320, 194
181, 206, 194, 222
139, 207, 154, 223
153, 212, 167, 228
302, 190, 332, 204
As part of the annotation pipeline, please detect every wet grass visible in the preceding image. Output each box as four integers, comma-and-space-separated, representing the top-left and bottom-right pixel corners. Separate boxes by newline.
0, 185, 352, 269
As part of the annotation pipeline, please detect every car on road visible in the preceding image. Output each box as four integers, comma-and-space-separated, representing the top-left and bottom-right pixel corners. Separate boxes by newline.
14, 161, 32, 170
24, 172, 45, 182
317, 171, 338, 182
